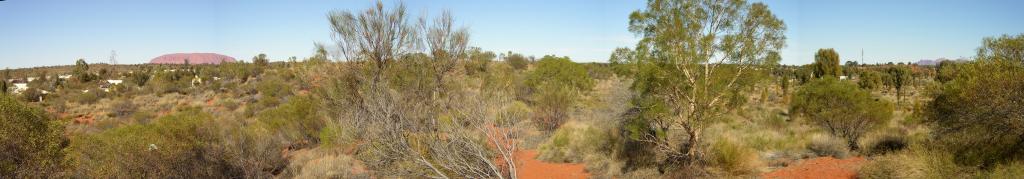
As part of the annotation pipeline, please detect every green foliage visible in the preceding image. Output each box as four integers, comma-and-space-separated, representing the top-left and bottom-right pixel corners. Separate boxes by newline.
253, 53, 270, 69
813, 48, 842, 78
525, 55, 593, 130
609, 47, 637, 77
859, 70, 885, 90
935, 60, 959, 83
75, 89, 107, 104
538, 122, 618, 163
885, 65, 912, 103
256, 95, 322, 143
794, 64, 814, 84
73, 59, 94, 82
504, 51, 529, 70
791, 77, 893, 150
0, 95, 67, 177
927, 58, 1024, 167
70, 108, 228, 178
464, 47, 495, 75
977, 33, 1024, 63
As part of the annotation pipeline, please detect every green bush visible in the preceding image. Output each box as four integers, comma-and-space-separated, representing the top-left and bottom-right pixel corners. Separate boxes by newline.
70, 108, 228, 178
0, 95, 67, 178
791, 77, 893, 150
927, 59, 1024, 167
525, 55, 593, 130
256, 95, 322, 143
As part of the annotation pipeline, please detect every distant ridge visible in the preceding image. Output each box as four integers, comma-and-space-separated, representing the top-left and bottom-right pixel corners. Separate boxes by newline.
150, 53, 236, 64
914, 58, 970, 66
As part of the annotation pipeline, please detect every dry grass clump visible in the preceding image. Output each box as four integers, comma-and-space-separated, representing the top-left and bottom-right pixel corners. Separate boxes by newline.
807, 134, 849, 158
281, 147, 368, 179
858, 145, 971, 179
707, 136, 763, 175
537, 121, 617, 163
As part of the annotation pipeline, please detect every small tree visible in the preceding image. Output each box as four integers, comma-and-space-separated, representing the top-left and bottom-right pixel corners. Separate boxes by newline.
73, 59, 92, 82
504, 51, 529, 70
858, 70, 884, 90
626, 0, 786, 165
813, 48, 842, 78
791, 77, 893, 150
525, 55, 593, 130
609, 47, 637, 77
885, 65, 911, 104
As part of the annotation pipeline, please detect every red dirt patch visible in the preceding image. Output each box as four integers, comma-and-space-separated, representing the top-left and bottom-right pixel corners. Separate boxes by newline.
73, 114, 95, 124
761, 156, 866, 179
516, 150, 589, 179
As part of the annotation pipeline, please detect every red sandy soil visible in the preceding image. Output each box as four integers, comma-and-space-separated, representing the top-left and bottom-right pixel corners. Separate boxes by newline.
516, 150, 590, 179
73, 114, 95, 124
761, 156, 867, 179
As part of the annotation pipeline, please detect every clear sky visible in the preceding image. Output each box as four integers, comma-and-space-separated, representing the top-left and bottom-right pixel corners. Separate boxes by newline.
1, 0, 1022, 69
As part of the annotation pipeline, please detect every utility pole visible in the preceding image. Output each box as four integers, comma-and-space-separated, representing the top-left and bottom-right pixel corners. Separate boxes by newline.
109, 50, 118, 65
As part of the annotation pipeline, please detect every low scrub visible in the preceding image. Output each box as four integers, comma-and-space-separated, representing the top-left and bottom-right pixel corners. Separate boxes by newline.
537, 121, 617, 163
858, 145, 971, 179
708, 137, 763, 175
807, 134, 849, 158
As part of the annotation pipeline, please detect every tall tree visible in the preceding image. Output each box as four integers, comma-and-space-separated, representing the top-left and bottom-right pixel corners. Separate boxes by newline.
626, 0, 786, 165
813, 48, 841, 78
73, 59, 91, 82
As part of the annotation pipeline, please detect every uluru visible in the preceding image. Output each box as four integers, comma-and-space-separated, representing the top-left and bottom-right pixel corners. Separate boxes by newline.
149, 53, 236, 64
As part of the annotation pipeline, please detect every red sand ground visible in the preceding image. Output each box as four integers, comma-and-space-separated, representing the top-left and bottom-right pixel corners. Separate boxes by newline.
515, 150, 590, 179
761, 156, 867, 179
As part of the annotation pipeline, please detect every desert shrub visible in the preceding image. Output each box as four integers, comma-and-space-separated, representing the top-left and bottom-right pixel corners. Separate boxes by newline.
807, 134, 849, 158
19, 87, 44, 102
256, 95, 322, 143
791, 77, 893, 150
504, 51, 529, 70
584, 63, 615, 80
859, 70, 885, 90
0, 95, 67, 178
69, 108, 231, 178
708, 137, 762, 174
927, 58, 1024, 167
858, 145, 971, 179
864, 133, 909, 156
281, 148, 367, 178
75, 89, 107, 104
256, 74, 293, 99
982, 162, 1024, 178
109, 98, 136, 118
525, 55, 593, 130
538, 121, 617, 163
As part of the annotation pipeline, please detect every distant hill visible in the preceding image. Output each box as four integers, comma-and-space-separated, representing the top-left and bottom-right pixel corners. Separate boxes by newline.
915, 58, 970, 66
150, 53, 236, 65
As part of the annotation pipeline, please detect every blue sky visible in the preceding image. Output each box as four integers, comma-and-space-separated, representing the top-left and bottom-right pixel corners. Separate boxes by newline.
1, 0, 1022, 69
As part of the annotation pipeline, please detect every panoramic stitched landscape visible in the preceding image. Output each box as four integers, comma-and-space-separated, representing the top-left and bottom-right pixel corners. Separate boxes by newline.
2, 0, 1024, 178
